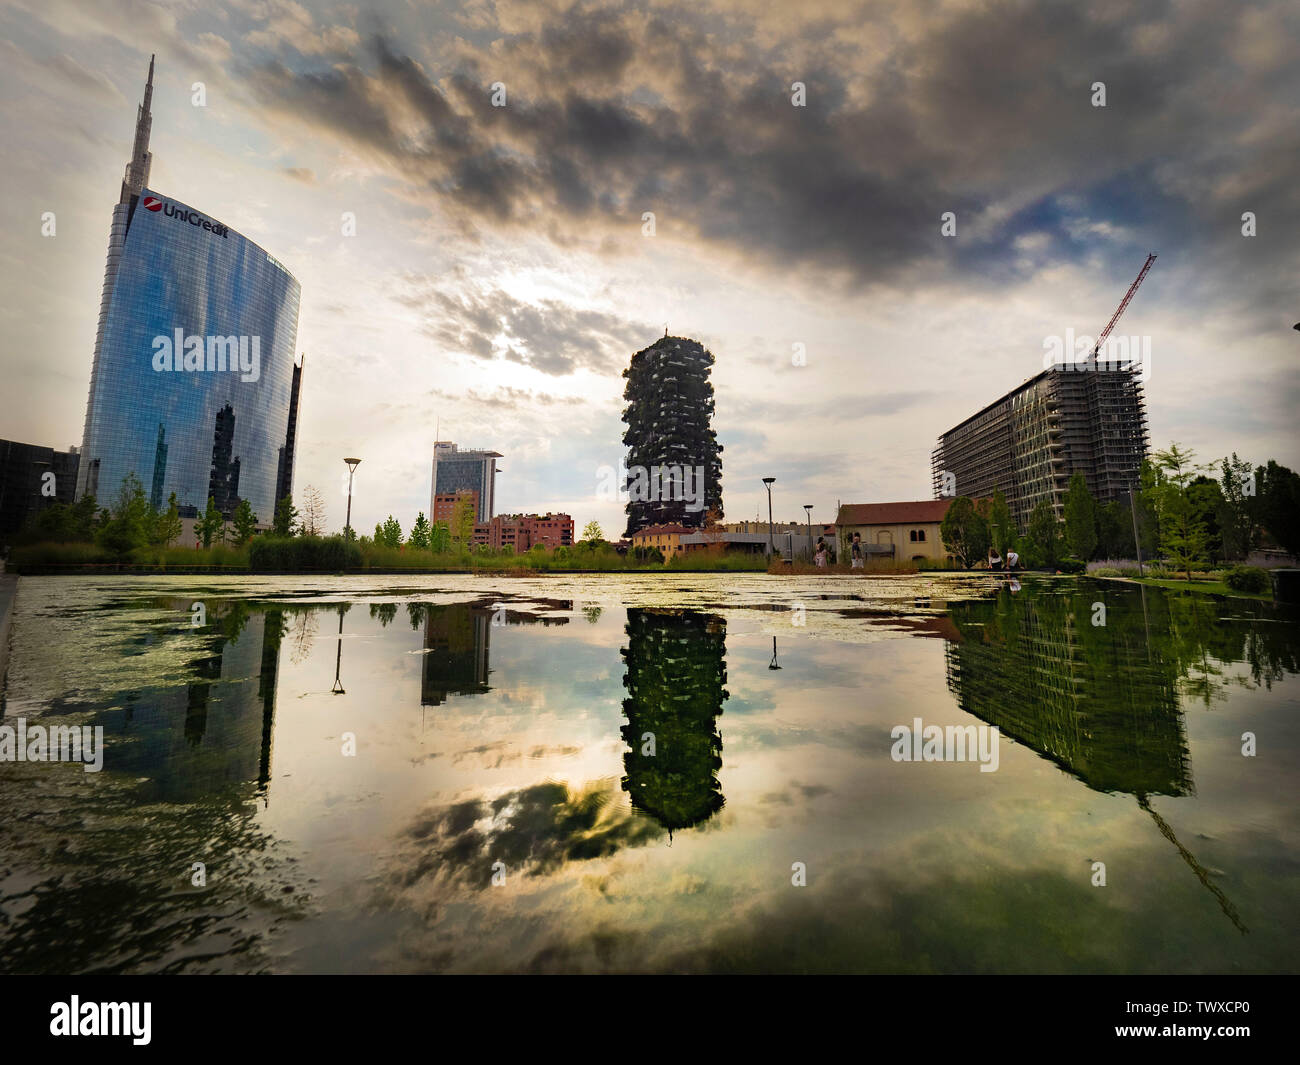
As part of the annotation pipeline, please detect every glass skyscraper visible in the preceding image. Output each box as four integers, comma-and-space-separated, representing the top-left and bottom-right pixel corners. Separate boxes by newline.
76, 56, 303, 522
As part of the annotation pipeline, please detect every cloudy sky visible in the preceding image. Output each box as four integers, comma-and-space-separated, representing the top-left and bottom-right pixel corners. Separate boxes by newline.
2, 0, 1296, 536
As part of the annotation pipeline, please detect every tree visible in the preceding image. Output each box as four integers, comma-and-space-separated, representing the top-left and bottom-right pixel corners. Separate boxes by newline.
1095, 500, 1134, 559
430, 520, 451, 553
154, 492, 183, 548
70, 493, 100, 541
1025, 498, 1062, 568
1062, 472, 1098, 560
231, 498, 259, 546
1218, 454, 1255, 561
96, 473, 151, 557
987, 490, 1016, 556
197, 495, 225, 549
379, 514, 403, 549
273, 494, 298, 537
1150, 444, 1209, 580
1187, 476, 1224, 562
300, 484, 326, 536
409, 511, 431, 550
940, 496, 990, 568
1252, 460, 1300, 558
449, 494, 476, 547
581, 520, 603, 544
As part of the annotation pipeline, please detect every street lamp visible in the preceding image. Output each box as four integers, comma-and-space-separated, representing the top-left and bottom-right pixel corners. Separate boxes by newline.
762, 477, 775, 557
803, 504, 813, 563
343, 458, 361, 539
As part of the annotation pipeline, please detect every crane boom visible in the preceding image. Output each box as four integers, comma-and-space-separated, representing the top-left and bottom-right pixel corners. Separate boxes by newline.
1090, 253, 1156, 365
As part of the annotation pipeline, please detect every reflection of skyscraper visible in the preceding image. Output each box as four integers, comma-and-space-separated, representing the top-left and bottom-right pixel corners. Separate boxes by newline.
620, 608, 728, 832
421, 604, 492, 707
274, 356, 303, 508
104, 604, 284, 803
945, 584, 1190, 797
75, 57, 302, 519
207, 404, 241, 516
149, 422, 167, 509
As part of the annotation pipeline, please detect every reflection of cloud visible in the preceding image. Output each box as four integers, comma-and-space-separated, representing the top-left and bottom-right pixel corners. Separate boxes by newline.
395, 778, 663, 891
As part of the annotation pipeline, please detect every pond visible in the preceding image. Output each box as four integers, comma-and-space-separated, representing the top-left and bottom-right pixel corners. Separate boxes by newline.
1, 573, 1296, 973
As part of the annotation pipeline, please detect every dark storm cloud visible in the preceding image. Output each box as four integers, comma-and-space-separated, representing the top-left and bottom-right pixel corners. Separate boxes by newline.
397, 274, 652, 375
236, 1, 1298, 293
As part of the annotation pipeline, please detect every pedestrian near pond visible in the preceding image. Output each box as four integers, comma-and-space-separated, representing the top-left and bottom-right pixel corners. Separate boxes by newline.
851, 532, 864, 569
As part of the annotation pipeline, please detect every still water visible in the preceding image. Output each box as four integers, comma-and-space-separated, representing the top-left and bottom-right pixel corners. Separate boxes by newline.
1, 574, 1296, 973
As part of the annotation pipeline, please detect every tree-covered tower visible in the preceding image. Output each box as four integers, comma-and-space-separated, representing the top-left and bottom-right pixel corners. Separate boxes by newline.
621, 335, 723, 536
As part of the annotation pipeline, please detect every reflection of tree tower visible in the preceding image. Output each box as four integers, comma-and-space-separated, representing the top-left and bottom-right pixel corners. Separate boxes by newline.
421, 604, 492, 707
620, 608, 728, 832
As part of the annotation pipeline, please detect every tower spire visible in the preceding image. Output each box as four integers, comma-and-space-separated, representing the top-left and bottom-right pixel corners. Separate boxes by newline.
120, 54, 155, 204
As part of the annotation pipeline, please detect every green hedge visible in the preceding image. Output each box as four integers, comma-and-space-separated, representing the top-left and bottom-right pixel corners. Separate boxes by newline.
249, 535, 362, 572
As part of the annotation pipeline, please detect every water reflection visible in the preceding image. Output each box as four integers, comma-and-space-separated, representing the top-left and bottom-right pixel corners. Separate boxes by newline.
2, 577, 1297, 973
943, 580, 1294, 934
620, 608, 728, 834
104, 601, 285, 804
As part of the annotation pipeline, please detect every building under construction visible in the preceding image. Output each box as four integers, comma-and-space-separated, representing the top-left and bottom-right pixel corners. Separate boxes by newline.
931, 256, 1155, 528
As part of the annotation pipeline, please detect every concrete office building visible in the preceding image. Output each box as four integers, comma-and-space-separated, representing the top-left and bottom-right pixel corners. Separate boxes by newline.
429, 442, 500, 524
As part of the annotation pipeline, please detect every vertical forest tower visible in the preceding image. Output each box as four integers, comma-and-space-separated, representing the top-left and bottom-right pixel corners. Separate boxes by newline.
621, 336, 723, 536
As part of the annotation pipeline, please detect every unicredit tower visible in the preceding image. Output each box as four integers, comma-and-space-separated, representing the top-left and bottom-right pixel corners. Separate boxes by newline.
75, 56, 303, 522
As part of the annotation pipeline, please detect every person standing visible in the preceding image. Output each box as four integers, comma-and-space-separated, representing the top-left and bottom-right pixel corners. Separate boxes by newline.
851, 532, 864, 569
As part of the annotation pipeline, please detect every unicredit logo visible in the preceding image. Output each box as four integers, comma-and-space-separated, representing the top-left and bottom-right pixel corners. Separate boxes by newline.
140, 194, 228, 238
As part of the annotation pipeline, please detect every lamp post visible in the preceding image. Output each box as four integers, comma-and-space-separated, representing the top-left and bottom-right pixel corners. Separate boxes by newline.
343, 457, 361, 540
803, 504, 813, 563
762, 477, 775, 557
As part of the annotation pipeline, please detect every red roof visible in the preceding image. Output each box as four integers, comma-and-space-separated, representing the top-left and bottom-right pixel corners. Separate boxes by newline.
836, 500, 954, 525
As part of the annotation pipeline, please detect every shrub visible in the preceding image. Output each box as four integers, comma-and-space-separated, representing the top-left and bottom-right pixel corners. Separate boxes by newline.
1224, 565, 1270, 593
249, 535, 361, 572
1091, 566, 1122, 577
1056, 557, 1087, 574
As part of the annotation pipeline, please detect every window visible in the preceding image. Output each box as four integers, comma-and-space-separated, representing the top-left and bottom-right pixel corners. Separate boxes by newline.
909, 529, 926, 543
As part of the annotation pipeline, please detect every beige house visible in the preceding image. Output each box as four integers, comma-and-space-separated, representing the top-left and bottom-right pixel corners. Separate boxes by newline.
835, 500, 955, 562
629, 523, 693, 561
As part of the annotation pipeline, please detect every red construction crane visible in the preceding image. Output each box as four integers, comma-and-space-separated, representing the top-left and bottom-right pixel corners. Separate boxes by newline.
1088, 253, 1157, 366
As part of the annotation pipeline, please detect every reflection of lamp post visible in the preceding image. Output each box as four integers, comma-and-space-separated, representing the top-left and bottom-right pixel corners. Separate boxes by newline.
803, 504, 813, 563
768, 635, 781, 670
762, 477, 775, 557
331, 605, 346, 694
343, 457, 361, 539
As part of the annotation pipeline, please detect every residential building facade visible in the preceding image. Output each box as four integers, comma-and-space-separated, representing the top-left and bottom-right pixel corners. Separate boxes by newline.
931, 365, 1148, 529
